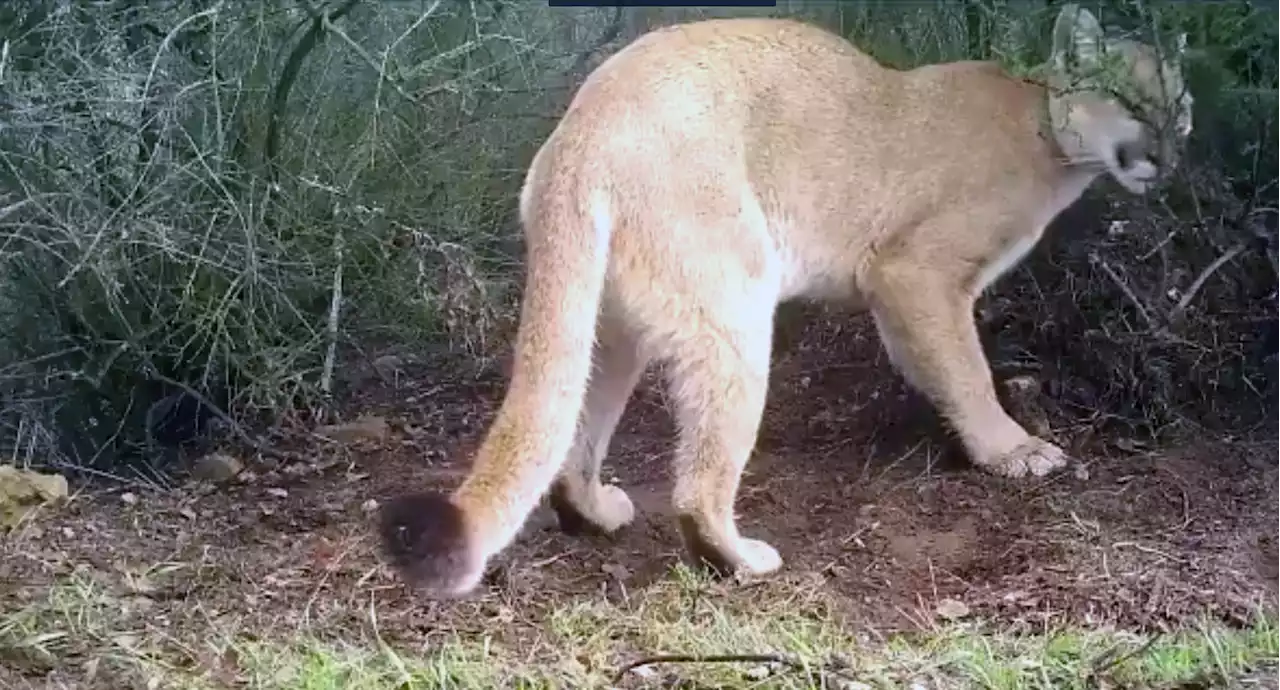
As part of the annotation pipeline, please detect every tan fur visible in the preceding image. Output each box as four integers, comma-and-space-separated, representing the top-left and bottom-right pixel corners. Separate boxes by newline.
385, 6, 1193, 597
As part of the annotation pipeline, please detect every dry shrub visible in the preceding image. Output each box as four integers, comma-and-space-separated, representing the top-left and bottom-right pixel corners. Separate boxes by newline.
985, 181, 1275, 440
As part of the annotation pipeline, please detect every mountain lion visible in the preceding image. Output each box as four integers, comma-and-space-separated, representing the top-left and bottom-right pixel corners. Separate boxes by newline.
379, 6, 1193, 597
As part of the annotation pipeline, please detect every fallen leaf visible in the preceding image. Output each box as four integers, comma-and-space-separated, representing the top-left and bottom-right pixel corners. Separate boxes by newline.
310, 537, 340, 569
315, 416, 389, 444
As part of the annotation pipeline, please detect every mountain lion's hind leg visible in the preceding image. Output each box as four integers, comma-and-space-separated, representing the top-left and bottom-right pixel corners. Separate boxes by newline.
548, 319, 645, 535
867, 260, 1067, 478
668, 317, 782, 579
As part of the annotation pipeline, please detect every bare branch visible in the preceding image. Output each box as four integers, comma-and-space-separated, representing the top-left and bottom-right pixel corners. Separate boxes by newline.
1170, 243, 1247, 322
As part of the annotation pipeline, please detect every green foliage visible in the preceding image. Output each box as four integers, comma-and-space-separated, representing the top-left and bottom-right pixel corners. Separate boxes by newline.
0, 1, 568, 471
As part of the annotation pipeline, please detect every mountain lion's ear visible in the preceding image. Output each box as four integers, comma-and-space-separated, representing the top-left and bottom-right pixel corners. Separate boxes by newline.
1051, 4, 1105, 71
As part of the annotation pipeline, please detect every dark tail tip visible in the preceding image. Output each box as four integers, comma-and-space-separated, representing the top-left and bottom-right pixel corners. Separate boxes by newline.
377, 491, 483, 598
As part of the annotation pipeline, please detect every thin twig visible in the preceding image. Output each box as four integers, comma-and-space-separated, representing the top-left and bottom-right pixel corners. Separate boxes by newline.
570, 6, 625, 78
1170, 242, 1246, 321
142, 368, 284, 461
1089, 251, 1159, 330
1086, 633, 1163, 681
319, 13, 418, 103
320, 225, 345, 397
612, 653, 799, 684
612, 652, 860, 685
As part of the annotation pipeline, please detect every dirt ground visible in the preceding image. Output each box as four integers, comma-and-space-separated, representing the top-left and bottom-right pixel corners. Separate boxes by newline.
3, 316, 1277, 686
343, 313, 1277, 631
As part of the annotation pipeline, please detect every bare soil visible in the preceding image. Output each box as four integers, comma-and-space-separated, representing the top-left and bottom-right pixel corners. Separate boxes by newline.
3, 316, 1276, 676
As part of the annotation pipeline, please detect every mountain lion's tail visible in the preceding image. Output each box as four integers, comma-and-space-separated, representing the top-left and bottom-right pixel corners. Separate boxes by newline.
377, 163, 612, 597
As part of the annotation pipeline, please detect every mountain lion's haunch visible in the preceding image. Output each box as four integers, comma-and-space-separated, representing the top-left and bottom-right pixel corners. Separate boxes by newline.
379, 6, 1193, 598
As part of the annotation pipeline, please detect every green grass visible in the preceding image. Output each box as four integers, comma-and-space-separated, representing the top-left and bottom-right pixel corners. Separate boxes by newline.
2, 563, 1275, 689
227, 641, 530, 690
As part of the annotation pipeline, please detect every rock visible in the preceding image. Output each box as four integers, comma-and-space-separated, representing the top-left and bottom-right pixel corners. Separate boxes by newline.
316, 415, 389, 444
601, 562, 630, 580
372, 354, 405, 377
1002, 375, 1051, 439
0, 465, 69, 530
935, 597, 971, 621
628, 665, 657, 679
342, 354, 410, 387
191, 452, 245, 483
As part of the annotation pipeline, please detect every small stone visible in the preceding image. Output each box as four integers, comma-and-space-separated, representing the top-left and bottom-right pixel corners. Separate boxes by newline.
628, 665, 657, 679
1003, 375, 1051, 438
373, 354, 405, 377
935, 597, 971, 621
191, 452, 245, 482
601, 562, 630, 580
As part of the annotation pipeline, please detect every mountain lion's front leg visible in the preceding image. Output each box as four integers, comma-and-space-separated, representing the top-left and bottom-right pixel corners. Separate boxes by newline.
866, 258, 1067, 478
